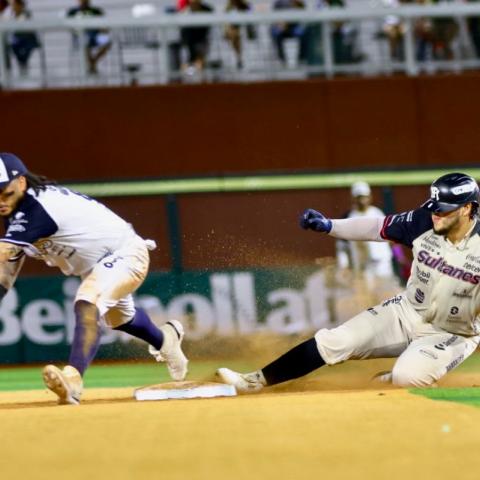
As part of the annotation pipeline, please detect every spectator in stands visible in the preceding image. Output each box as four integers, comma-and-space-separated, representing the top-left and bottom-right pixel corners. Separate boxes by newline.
430, 0, 458, 60
467, 0, 480, 57
270, 0, 308, 65
180, 0, 214, 73
379, 0, 458, 63
4, 0, 39, 76
0, 0, 7, 80
380, 0, 408, 61
323, 0, 362, 64
224, 0, 253, 69
414, 0, 458, 61
67, 0, 111, 75
176, 0, 189, 10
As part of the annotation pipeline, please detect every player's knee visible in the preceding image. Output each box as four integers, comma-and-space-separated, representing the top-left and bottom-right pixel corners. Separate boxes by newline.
391, 365, 435, 388
314, 327, 357, 365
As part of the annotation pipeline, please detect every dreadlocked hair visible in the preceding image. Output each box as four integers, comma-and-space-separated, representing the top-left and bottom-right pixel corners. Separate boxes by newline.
25, 172, 57, 195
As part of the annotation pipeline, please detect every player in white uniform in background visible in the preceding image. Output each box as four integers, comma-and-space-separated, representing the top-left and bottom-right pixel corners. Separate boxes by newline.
335, 181, 396, 306
218, 172, 480, 391
336, 181, 393, 279
0, 153, 188, 404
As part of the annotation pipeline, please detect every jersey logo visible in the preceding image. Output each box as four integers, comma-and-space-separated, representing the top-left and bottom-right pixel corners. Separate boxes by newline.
34, 239, 76, 259
6, 224, 26, 234
382, 295, 403, 307
451, 183, 476, 195
419, 349, 438, 360
6, 211, 29, 236
415, 289, 425, 303
446, 354, 464, 372
417, 250, 480, 285
434, 335, 458, 351
430, 186, 440, 200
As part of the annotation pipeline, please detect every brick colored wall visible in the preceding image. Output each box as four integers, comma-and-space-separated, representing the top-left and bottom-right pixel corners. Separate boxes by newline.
4, 75, 472, 273
2, 74, 479, 181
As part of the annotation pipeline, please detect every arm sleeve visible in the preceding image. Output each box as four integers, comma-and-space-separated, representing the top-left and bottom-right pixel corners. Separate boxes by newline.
329, 216, 386, 241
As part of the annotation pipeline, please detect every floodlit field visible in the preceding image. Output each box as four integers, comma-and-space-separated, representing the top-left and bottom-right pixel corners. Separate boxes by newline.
2, 357, 480, 480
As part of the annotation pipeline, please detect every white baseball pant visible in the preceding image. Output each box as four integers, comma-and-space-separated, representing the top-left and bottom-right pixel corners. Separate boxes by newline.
314, 293, 480, 387
75, 235, 152, 328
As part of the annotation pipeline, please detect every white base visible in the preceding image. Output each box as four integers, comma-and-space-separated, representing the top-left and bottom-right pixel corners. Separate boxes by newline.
134, 381, 237, 401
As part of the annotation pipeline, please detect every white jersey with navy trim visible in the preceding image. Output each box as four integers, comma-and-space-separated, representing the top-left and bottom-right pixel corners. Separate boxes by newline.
1, 186, 136, 276
382, 208, 480, 336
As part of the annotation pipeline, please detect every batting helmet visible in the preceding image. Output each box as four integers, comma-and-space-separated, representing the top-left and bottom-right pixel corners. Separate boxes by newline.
422, 172, 480, 213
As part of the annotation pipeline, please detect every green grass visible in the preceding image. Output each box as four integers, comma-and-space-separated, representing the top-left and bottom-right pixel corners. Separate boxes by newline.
0, 361, 254, 392
3, 352, 480, 401
411, 388, 480, 407
409, 353, 480, 407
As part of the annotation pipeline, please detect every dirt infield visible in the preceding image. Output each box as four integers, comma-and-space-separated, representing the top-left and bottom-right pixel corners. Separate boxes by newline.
2, 360, 480, 480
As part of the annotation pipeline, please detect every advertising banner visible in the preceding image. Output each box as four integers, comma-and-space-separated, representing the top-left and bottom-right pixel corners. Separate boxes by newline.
0, 267, 375, 364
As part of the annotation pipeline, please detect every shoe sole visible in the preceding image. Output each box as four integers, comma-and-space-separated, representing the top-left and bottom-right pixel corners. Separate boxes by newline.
42, 365, 80, 405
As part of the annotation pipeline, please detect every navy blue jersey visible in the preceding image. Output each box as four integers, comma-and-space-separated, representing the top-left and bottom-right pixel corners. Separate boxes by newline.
380, 208, 433, 249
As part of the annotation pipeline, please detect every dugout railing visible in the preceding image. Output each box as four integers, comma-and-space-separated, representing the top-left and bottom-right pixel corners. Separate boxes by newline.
2, 3, 480, 89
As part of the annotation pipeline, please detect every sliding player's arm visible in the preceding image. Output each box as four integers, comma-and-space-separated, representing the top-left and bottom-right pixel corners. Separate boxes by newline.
300, 208, 433, 247
300, 208, 386, 241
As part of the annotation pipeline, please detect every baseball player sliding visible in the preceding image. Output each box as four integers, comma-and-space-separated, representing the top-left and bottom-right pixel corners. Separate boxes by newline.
218, 172, 480, 391
0, 153, 188, 404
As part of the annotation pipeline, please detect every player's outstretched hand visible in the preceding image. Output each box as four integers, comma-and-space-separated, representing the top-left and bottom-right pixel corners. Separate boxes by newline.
299, 209, 332, 233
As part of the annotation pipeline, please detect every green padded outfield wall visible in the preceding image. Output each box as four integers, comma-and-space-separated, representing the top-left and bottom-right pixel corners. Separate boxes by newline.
1, 74, 479, 180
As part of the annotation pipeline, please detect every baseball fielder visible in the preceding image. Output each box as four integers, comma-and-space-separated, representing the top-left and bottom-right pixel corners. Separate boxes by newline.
0, 153, 188, 404
218, 172, 480, 391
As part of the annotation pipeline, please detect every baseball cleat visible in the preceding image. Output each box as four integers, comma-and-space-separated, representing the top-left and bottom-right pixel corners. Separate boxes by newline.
216, 368, 266, 393
42, 365, 83, 405
149, 320, 188, 381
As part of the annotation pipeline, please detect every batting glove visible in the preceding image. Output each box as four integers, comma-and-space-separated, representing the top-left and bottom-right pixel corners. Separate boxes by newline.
300, 209, 332, 233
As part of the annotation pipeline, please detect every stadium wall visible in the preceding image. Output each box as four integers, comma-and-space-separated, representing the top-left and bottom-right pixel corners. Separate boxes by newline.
1, 74, 480, 180
16, 184, 427, 276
